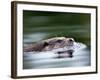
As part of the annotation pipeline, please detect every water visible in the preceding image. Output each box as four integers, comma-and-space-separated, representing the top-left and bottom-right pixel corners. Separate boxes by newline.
23, 42, 90, 69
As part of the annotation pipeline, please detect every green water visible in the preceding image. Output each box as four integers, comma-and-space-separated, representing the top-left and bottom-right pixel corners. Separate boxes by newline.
23, 10, 90, 47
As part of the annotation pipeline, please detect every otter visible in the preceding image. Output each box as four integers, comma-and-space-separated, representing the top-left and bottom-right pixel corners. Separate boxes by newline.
24, 37, 75, 53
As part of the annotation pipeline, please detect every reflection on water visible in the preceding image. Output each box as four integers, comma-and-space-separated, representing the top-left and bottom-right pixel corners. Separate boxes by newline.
23, 41, 90, 69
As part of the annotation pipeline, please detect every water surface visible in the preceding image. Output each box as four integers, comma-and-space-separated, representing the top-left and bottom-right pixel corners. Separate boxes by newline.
23, 42, 90, 69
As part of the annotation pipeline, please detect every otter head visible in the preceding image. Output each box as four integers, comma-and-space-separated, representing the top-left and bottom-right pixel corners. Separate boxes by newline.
42, 37, 75, 51
64, 38, 74, 46
54, 37, 75, 48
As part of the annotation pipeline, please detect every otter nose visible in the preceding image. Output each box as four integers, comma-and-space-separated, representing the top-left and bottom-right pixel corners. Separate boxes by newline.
68, 38, 74, 42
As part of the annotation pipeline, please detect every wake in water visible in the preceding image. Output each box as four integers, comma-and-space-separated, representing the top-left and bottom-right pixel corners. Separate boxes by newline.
23, 37, 90, 69
23, 42, 90, 69
24, 41, 87, 58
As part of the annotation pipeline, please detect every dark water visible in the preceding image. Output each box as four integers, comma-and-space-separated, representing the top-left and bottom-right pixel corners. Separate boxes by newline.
23, 10, 91, 69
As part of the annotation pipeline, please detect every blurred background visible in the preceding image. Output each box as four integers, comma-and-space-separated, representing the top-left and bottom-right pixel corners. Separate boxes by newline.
23, 10, 90, 47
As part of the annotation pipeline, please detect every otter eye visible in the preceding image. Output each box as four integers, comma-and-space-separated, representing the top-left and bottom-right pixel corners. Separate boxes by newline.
57, 40, 62, 43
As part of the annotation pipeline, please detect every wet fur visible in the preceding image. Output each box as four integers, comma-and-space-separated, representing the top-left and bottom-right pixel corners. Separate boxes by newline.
24, 37, 74, 52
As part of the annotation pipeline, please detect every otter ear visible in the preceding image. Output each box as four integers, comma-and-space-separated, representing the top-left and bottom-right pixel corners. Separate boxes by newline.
43, 42, 49, 47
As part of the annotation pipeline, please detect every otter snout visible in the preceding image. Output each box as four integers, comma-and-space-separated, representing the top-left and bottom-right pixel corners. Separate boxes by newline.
68, 38, 74, 42
66, 38, 74, 46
